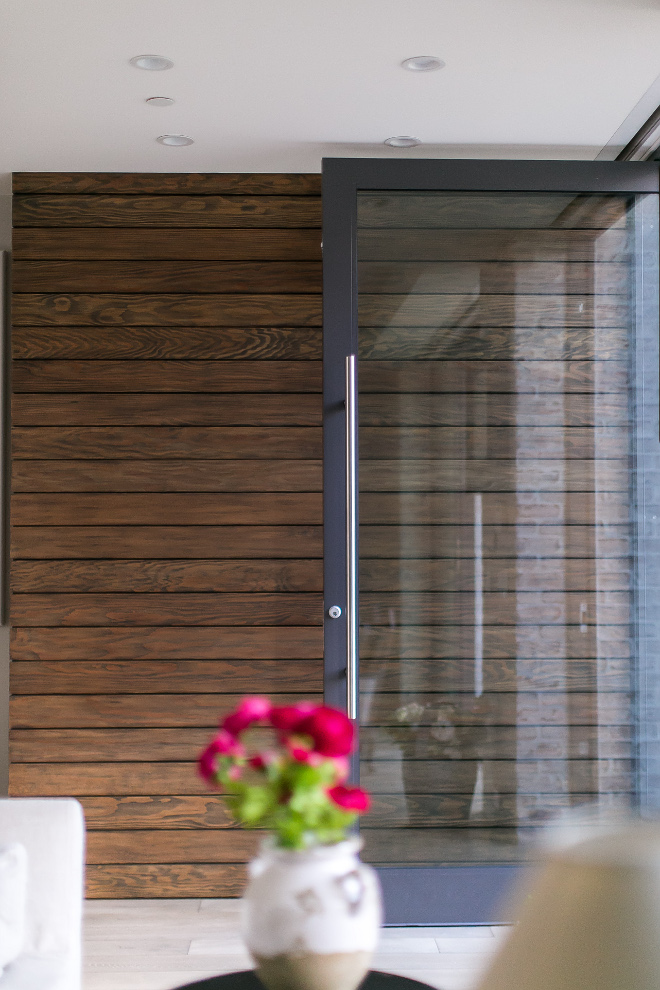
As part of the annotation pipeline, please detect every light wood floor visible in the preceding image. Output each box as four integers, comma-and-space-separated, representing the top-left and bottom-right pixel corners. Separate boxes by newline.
83, 900, 511, 990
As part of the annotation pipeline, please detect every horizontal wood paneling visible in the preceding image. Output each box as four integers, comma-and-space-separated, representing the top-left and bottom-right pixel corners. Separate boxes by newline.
12, 327, 322, 360
12, 393, 322, 426
10, 172, 323, 896
13, 293, 322, 327
12, 460, 323, 492
12, 559, 323, 593
11, 626, 323, 659
12, 526, 323, 558
13, 360, 322, 392
13, 228, 322, 261
12, 426, 321, 459
12, 260, 322, 293
13, 195, 322, 228
12, 173, 322, 196
358, 261, 628, 294
85, 864, 246, 898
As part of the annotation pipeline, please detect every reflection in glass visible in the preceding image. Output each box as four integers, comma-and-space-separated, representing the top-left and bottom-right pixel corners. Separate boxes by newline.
355, 191, 659, 867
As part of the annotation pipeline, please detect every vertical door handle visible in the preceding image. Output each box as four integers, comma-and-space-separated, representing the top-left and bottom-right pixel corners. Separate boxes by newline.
345, 355, 358, 720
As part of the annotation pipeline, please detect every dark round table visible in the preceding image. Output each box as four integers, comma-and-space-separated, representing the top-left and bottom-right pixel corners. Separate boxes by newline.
178, 971, 436, 990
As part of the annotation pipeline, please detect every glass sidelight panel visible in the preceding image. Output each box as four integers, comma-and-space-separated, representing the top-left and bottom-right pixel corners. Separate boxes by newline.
353, 190, 659, 873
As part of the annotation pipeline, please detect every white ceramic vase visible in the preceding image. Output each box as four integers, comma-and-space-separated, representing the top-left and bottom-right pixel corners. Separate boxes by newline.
241, 838, 382, 990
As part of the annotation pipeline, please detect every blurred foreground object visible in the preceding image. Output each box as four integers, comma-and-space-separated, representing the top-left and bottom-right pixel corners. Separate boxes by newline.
476, 821, 660, 990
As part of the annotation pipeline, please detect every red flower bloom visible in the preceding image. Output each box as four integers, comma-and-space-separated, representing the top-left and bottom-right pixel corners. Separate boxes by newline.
222, 696, 272, 735
289, 745, 322, 767
297, 706, 355, 757
197, 729, 237, 782
328, 784, 370, 812
269, 702, 316, 733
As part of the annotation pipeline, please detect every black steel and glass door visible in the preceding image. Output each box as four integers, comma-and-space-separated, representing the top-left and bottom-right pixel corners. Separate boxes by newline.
322, 159, 660, 924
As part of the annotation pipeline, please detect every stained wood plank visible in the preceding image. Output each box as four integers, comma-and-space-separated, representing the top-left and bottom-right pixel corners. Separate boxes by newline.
359, 492, 628, 525
12, 228, 322, 261
358, 294, 627, 329
359, 459, 627, 492
12, 260, 322, 293
357, 228, 629, 263
12, 173, 322, 195
10, 626, 323, 660
10, 723, 631, 765
9, 693, 321, 728
78, 795, 235, 829
358, 624, 630, 660
360, 558, 631, 592
12, 426, 321, 460
358, 592, 629, 627
13, 195, 322, 228
358, 327, 628, 361
13, 360, 322, 392
358, 525, 629, 559
12, 526, 323, 559
12, 459, 323, 493
357, 193, 628, 229
86, 830, 258, 864
359, 361, 628, 393
8, 762, 235, 794
361, 760, 632, 794
85, 863, 245, 898
358, 425, 626, 458
12, 493, 322, 526
12, 327, 322, 360
358, 393, 628, 427
11, 559, 323, 593
10, 659, 322, 694
357, 261, 628, 295
10, 594, 322, 627
12, 293, 322, 327
12, 393, 322, 427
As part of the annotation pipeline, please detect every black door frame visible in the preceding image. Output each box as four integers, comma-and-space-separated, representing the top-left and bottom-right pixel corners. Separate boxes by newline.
321, 157, 660, 924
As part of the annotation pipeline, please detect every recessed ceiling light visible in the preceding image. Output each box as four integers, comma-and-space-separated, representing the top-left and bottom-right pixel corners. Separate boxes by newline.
146, 97, 175, 107
402, 56, 445, 72
130, 54, 174, 71
156, 134, 194, 147
384, 136, 421, 148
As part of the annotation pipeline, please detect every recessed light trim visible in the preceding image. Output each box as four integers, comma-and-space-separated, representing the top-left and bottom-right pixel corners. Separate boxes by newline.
130, 54, 174, 71
146, 97, 175, 107
384, 135, 421, 148
402, 55, 445, 72
156, 134, 194, 147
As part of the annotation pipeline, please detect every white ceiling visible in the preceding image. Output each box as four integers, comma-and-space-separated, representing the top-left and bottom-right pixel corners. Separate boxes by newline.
1, 0, 660, 192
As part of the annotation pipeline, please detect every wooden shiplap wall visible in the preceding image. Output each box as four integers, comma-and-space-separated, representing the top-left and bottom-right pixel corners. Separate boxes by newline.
9, 172, 323, 897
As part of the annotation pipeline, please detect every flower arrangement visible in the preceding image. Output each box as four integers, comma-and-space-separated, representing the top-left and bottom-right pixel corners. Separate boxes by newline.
198, 696, 371, 850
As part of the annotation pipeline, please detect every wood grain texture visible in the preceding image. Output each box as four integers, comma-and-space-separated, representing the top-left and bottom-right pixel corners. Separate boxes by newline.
12, 260, 322, 293
12, 393, 322, 426
12, 426, 321, 459
12, 526, 323, 559
12, 293, 322, 327
11, 625, 322, 660
84, 863, 246, 898
10, 693, 322, 728
12, 327, 322, 360
78, 795, 236, 829
357, 228, 628, 262
13, 194, 322, 227
12, 172, 322, 195
12, 493, 322, 525
13, 228, 322, 261
12, 459, 323, 493
13, 360, 322, 392
12, 559, 324, 593
86, 830, 259, 863
10, 594, 323, 626
358, 426, 626, 459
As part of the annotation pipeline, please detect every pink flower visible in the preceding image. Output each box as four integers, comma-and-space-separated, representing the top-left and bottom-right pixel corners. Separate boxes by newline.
269, 702, 316, 733
332, 757, 350, 782
289, 745, 322, 767
328, 784, 370, 813
297, 707, 355, 757
197, 729, 244, 782
249, 751, 277, 771
222, 696, 272, 736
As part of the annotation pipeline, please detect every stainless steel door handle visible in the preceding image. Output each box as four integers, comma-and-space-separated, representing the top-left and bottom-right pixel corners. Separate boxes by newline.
345, 354, 358, 720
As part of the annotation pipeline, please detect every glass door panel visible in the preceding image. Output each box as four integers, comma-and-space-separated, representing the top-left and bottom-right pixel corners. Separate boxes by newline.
322, 163, 660, 923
